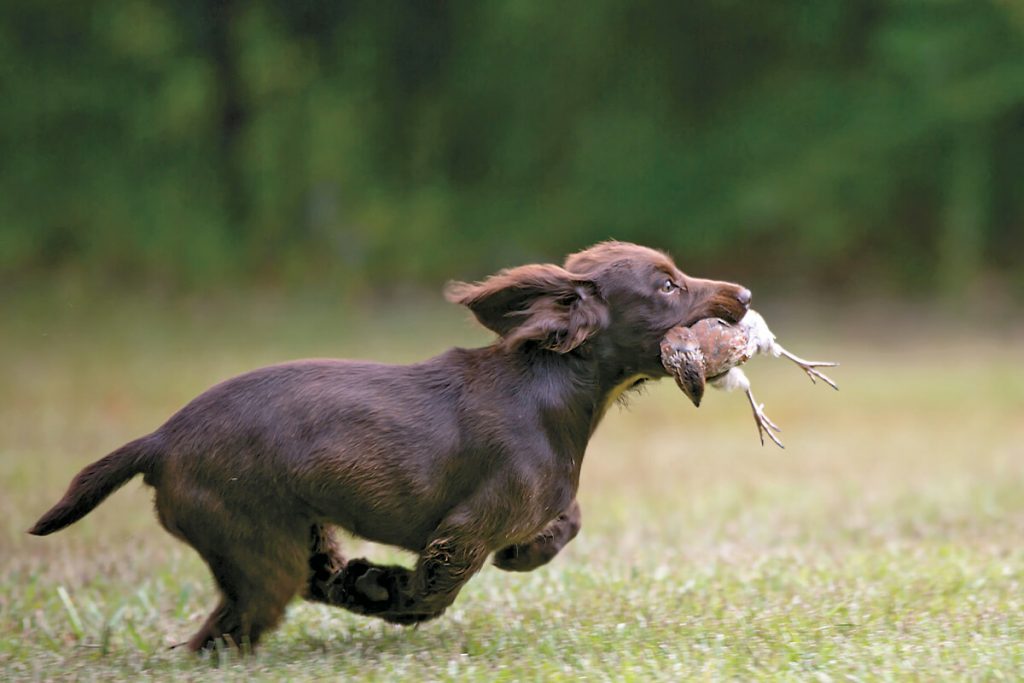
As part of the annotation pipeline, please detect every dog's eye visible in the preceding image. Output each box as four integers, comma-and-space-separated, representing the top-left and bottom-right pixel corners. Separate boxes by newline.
660, 278, 677, 293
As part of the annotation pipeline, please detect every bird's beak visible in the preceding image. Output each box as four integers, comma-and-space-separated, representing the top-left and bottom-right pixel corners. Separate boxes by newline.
661, 327, 707, 408
675, 354, 706, 407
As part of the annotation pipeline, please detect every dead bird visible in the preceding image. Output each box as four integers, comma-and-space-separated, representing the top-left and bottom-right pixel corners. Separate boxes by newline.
660, 310, 838, 448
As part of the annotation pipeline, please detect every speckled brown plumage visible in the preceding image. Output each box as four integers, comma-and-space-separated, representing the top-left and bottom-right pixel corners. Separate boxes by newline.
661, 310, 838, 448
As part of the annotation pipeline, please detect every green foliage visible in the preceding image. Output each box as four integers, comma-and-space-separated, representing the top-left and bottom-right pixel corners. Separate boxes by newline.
1, 0, 1022, 291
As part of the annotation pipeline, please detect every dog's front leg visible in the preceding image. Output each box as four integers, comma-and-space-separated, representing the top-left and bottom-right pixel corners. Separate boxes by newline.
316, 535, 489, 625
381, 536, 490, 624
492, 499, 582, 572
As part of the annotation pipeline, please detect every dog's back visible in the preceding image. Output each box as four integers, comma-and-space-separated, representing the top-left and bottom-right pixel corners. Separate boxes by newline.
30, 241, 753, 650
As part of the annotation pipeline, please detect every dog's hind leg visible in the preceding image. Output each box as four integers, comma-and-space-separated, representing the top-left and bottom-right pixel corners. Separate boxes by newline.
492, 499, 582, 572
186, 537, 308, 652
304, 523, 347, 604
186, 540, 307, 652
156, 480, 310, 651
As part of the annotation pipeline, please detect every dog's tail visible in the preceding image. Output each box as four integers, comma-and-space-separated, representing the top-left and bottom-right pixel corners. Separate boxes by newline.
28, 434, 162, 536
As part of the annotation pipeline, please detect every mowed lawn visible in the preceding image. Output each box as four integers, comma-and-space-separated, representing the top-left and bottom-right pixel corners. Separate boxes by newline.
1, 288, 1022, 681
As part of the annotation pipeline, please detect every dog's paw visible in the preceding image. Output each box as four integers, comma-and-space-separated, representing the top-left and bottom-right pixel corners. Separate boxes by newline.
492, 544, 553, 572
353, 567, 390, 603
492, 545, 525, 571
344, 558, 372, 579
308, 551, 341, 585
335, 559, 400, 612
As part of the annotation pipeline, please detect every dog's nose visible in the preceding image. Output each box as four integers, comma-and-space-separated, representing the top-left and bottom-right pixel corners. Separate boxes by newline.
736, 288, 752, 308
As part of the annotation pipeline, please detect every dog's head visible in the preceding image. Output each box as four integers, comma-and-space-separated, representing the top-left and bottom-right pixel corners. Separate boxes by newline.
446, 241, 750, 377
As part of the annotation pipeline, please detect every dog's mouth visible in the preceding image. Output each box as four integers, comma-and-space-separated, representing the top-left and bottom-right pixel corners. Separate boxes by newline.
658, 284, 750, 380
687, 288, 750, 326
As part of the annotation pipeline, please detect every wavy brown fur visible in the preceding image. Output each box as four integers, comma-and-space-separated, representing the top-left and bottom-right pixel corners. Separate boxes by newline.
30, 241, 751, 651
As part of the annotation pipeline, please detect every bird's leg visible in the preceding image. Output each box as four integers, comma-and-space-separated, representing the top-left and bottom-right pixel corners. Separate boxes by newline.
744, 386, 784, 449
711, 368, 784, 448
776, 346, 839, 391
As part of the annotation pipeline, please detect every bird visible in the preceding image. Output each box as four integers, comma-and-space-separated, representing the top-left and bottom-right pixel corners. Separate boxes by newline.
660, 310, 838, 448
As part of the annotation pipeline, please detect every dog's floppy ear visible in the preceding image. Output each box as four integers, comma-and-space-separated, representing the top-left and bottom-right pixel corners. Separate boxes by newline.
446, 264, 608, 352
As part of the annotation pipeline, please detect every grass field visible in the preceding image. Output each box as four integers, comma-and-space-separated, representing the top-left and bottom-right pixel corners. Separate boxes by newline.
2, 288, 1023, 680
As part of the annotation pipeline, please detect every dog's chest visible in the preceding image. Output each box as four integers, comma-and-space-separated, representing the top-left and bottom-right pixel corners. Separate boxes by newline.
490, 454, 578, 545
598, 373, 649, 420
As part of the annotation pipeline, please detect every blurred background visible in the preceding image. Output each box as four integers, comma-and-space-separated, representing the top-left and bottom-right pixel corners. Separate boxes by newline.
2, 0, 1023, 297
2, 3, 1024, 676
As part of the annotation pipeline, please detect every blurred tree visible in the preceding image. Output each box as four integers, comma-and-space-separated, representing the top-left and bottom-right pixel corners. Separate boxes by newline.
0, 0, 1021, 294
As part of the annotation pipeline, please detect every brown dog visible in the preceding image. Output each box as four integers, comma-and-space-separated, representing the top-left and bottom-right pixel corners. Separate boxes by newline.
30, 241, 751, 650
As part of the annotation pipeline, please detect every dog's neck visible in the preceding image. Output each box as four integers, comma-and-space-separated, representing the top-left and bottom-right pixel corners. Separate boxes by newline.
491, 345, 653, 469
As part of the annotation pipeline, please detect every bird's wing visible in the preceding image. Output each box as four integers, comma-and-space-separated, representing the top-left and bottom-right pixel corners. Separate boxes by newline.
738, 309, 780, 357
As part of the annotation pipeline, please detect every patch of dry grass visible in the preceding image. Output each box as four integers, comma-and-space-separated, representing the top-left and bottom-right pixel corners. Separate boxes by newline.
2, 289, 1022, 680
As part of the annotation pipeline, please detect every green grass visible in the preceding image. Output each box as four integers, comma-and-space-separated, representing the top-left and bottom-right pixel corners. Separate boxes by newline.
2, 289, 1023, 680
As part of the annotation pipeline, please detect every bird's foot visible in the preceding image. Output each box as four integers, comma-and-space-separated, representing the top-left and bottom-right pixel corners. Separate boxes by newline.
745, 389, 784, 448
778, 348, 839, 390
